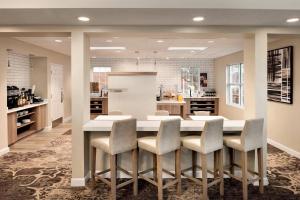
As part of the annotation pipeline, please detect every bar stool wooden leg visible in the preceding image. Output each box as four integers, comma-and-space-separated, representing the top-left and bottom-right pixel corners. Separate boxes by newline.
219, 149, 224, 197
241, 151, 248, 200
91, 147, 97, 185
258, 148, 264, 194
192, 151, 197, 178
214, 150, 219, 179
175, 149, 181, 195
200, 153, 208, 200
157, 155, 163, 200
229, 147, 235, 175
110, 154, 117, 200
153, 154, 157, 181
132, 149, 138, 196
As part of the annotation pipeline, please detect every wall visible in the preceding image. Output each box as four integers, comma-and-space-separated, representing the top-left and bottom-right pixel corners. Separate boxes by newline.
267, 37, 300, 154
91, 58, 215, 91
215, 51, 245, 119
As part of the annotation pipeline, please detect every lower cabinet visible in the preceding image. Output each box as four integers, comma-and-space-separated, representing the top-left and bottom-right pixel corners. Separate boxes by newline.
157, 104, 181, 115
7, 104, 47, 146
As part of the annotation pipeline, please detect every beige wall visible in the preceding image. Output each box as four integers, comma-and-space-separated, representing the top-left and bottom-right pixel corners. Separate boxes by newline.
215, 51, 245, 119
0, 37, 71, 151
268, 37, 300, 153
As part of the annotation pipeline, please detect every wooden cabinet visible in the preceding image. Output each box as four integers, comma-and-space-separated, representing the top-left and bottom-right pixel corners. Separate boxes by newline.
90, 97, 108, 119
7, 104, 47, 146
157, 103, 184, 116
185, 98, 219, 115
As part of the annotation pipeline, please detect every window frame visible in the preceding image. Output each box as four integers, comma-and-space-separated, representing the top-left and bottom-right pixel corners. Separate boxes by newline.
226, 63, 244, 108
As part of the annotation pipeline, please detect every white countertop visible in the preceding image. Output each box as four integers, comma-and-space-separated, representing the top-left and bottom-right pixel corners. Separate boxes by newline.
184, 96, 219, 99
7, 101, 48, 114
94, 115, 132, 121
147, 115, 183, 121
83, 120, 245, 132
156, 100, 186, 104
189, 116, 228, 120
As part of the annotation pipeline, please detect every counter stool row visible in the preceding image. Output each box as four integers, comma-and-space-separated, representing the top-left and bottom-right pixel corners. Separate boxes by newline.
91, 118, 264, 200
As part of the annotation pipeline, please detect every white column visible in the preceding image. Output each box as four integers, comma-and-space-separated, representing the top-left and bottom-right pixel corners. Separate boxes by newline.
0, 41, 9, 155
244, 31, 268, 184
71, 31, 90, 186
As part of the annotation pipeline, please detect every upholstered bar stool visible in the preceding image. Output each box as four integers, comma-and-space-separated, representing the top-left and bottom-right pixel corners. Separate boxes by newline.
223, 118, 264, 200
137, 119, 181, 200
91, 118, 138, 200
194, 111, 210, 116
155, 110, 169, 116
108, 110, 123, 115
181, 119, 224, 200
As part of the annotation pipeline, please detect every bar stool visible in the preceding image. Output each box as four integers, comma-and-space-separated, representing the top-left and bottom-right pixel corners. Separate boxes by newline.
223, 118, 264, 200
108, 110, 123, 115
181, 119, 224, 200
90, 118, 138, 200
194, 111, 210, 116
155, 110, 169, 116
137, 119, 181, 200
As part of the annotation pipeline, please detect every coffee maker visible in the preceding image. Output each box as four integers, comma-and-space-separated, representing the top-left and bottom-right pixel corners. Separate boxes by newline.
7, 86, 19, 109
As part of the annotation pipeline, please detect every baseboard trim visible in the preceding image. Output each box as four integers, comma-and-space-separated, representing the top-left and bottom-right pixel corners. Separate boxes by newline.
267, 138, 300, 159
0, 147, 9, 156
71, 173, 90, 187
63, 116, 72, 123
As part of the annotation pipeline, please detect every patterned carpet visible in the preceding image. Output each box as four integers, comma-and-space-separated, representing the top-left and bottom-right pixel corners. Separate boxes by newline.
0, 126, 300, 200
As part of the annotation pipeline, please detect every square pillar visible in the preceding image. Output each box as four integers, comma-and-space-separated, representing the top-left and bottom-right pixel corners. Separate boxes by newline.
244, 31, 268, 184
71, 31, 90, 186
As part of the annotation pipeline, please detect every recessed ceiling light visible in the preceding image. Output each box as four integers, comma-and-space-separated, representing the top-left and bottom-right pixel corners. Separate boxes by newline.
91, 56, 96, 59
78, 16, 90, 22
166, 57, 170, 60
105, 40, 113, 43
193, 16, 205, 22
112, 37, 120, 39
168, 47, 207, 51
208, 40, 214, 43
191, 50, 196, 53
90, 47, 126, 50
156, 40, 164, 43
286, 18, 299, 23
54, 39, 63, 43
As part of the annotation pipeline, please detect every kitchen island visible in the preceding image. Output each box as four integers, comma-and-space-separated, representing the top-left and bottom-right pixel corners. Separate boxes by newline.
80, 118, 257, 184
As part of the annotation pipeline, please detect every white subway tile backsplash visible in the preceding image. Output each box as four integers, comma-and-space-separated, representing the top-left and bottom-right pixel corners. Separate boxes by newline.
7, 50, 31, 89
91, 58, 215, 90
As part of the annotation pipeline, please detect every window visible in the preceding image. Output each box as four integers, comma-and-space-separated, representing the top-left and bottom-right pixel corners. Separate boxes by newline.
226, 63, 244, 107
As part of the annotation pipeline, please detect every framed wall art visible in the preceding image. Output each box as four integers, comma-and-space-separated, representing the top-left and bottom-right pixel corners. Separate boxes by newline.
267, 46, 293, 104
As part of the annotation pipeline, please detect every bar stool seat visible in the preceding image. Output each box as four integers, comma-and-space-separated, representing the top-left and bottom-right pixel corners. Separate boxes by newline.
137, 136, 157, 154
91, 137, 110, 153
223, 136, 243, 151
181, 136, 202, 152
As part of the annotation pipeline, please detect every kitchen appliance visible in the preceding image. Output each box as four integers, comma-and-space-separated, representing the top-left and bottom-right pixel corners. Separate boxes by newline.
7, 86, 19, 109
33, 96, 43, 103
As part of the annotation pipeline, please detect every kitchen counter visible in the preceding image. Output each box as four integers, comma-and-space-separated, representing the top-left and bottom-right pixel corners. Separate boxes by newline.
184, 96, 219, 99
156, 100, 186, 104
7, 101, 48, 114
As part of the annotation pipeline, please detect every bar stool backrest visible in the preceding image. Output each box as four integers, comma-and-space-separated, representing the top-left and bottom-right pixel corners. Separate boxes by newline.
110, 118, 137, 155
200, 119, 224, 154
194, 111, 210, 116
109, 110, 123, 115
241, 118, 264, 151
155, 110, 170, 116
156, 119, 181, 155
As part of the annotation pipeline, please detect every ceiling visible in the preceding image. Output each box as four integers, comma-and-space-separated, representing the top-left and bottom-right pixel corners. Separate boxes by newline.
0, 8, 300, 26
15, 33, 246, 59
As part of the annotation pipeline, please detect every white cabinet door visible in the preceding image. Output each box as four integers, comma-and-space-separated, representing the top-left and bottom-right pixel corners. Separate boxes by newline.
51, 64, 64, 121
